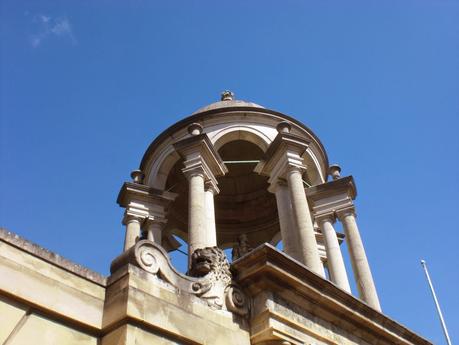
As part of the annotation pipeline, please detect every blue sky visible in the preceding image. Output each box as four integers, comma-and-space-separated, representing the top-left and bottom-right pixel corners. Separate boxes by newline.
1, 1, 458, 343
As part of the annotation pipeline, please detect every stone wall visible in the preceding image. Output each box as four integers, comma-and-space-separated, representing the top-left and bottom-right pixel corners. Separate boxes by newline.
0, 229, 250, 345
0, 228, 431, 345
0, 229, 103, 344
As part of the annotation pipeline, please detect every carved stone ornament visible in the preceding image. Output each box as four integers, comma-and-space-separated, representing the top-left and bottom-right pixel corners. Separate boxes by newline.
232, 233, 253, 261
129, 240, 249, 315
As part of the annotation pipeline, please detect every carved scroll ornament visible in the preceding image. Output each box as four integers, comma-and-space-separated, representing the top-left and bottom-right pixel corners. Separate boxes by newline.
131, 240, 249, 316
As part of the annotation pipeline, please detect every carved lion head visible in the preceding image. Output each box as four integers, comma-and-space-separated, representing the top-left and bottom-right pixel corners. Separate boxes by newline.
189, 247, 231, 278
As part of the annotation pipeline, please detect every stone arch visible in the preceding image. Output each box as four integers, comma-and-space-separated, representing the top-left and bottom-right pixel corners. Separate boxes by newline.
146, 124, 274, 190
303, 148, 327, 185
146, 146, 181, 189
210, 125, 272, 153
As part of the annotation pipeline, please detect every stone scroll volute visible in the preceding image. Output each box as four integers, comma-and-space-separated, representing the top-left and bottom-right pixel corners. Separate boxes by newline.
131, 240, 249, 315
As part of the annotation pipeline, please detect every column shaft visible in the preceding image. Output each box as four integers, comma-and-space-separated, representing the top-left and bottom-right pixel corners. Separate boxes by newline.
146, 222, 162, 243
188, 173, 206, 265
204, 188, 217, 247
124, 217, 140, 251
319, 217, 351, 292
273, 182, 296, 256
286, 168, 324, 276
340, 211, 381, 311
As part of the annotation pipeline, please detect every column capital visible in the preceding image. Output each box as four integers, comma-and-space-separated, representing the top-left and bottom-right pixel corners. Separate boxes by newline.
143, 216, 167, 228
336, 207, 356, 220
285, 161, 307, 175
267, 178, 288, 194
117, 182, 177, 220
205, 180, 220, 195
315, 212, 336, 224
122, 211, 145, 225
181, 163, 207, 180
117, 182, 178, 208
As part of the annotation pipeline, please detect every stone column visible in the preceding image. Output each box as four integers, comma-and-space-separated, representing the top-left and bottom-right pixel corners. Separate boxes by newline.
123, 214, 142, 251
317, 215, 351, 292
204, 183, 218, 247
173, 127, 228, 270
338, 209, 381, 311
143, 218, 165, 244
186, 171, 207, 266
270, 180, 296, 257
286, 167, 324, 276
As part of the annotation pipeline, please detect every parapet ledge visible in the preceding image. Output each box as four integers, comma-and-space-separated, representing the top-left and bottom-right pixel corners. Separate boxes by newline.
306, 175, 357, 199
0, 227, 106, 287
231, 243, 431, 345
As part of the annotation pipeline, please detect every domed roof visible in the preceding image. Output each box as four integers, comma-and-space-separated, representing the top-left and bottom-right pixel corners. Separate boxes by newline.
140, 91, 329, 184
192, 91, 264, 114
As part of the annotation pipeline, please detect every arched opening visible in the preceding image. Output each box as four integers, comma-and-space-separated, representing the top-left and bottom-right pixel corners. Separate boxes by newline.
161, 139, 280, 263
212, 127, 270, 153
215, 140, 278, 254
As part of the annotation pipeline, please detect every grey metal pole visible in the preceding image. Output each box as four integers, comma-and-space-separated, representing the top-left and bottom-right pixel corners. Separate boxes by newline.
420, 260, 452, 345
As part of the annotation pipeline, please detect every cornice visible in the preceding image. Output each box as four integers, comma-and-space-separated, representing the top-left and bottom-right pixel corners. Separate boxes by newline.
263, 132, 310, 162
306, 176, 357, 200
173, 133, 228, 179
116, 182, 178, 208
231, 243, 432, 345
256, 133, 311, 183
0, 228, 106, 287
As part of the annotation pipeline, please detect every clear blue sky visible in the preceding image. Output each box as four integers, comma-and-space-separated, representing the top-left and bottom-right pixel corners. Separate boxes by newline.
1, 1, 458, 343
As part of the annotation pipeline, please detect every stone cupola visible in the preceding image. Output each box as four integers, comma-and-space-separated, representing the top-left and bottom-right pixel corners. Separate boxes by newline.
116, 91, 382, 312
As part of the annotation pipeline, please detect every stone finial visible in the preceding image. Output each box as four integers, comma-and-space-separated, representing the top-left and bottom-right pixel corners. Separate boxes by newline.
130, 170, 145, 184
328, 164, 341, 180
188, 123, 203, 136
276, 121, 291, 134
221, 90, 234, 101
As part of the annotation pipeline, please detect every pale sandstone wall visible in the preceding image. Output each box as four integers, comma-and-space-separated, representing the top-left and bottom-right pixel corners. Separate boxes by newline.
0, 229, 104, 344
0, 229, 431, 345
0, 230, 251, 345
102, 265, 251, 345
0, 295, 98, 345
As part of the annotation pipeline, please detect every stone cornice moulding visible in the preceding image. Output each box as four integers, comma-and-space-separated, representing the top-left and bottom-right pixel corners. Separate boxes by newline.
117, 182, 178, 208
231, 243, 432, 345
173, 133, 228, 190
117, 182, 178, 223
306, 176, 357, 200
0, 228, 107, 287
256, 133, 310, 184
306, 176, 357, 218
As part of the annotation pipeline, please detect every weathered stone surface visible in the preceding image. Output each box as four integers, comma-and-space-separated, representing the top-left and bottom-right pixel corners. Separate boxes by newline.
7, 313, 97, 345
0, 231, 105, 330
0, 296, 28, 344
232, 243, 431, 345
0, 228, 106, 286
104, 263, 251, 344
